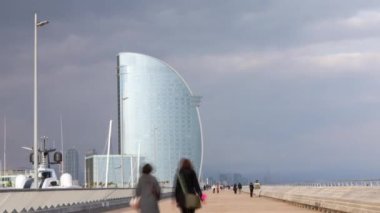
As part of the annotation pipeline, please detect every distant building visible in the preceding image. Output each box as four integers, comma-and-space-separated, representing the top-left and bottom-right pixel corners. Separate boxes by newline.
0, 169, 33, 187
65, 148, 79, 182
85, 154, 143, 188
208, 177, 216, 185
219, 173, 233, 185
233, 173, 243, 183
117, 52, 203, 184
86, 149, 97, 157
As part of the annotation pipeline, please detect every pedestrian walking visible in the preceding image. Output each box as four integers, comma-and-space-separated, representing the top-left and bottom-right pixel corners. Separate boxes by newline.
135, 164, 161, 213
233, 184, 237, 194
238, 183, 242, 194
249, 182, 254, 197
254, 180, 261, 197
174, 158, 203, 213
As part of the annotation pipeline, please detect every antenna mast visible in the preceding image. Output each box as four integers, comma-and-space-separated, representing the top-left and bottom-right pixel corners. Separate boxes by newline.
60, 115, 64, 173
3, 116, 6, 175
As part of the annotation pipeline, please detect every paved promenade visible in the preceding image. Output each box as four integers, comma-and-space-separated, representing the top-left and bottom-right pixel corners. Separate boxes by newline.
107, 190, 314, 213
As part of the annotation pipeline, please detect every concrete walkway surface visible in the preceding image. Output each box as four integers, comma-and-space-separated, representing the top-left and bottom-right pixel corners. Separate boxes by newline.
107, 189, 314, 213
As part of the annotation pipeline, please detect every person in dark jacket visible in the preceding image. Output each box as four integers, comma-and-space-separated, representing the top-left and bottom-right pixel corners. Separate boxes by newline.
233, 184, 237, 194
136, 164, 161, 213
174, 158, 202, 213
238, 183, 242, 194
249, 182, 254, 197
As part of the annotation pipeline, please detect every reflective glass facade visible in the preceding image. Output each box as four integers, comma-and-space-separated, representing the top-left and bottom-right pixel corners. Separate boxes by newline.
117, 53, 203, 184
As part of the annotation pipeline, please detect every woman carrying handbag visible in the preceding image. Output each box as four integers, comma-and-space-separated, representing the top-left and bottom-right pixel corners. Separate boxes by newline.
174, 158, 203, 213
135, 164, 161, 213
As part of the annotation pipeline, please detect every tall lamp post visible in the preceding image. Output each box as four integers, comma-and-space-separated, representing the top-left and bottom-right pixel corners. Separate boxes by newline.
118, 65, 128, 187
34, 13, 48, 189
121, 96, 128, 188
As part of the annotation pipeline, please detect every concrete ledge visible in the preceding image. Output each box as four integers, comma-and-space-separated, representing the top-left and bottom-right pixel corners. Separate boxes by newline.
35, 191, 173, 213
252, 186, 380, 213
0, 188, 173, 213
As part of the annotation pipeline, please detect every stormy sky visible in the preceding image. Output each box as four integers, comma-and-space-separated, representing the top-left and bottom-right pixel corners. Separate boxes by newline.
1, 0, 380, 183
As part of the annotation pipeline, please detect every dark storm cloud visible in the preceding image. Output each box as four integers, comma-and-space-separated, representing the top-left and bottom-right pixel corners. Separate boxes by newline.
2, 0, 380, 182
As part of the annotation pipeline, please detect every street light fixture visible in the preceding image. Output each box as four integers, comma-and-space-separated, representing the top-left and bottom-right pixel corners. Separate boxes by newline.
37, 20, 49, 27
21, 146, 33, 151
34, 13, 48, 189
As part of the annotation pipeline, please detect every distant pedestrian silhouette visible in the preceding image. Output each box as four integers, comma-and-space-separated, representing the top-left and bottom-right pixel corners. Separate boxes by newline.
249, 182, 254, 197
238, 183, 242, 194
135, 164, 161, 213
233, 184, 237, 194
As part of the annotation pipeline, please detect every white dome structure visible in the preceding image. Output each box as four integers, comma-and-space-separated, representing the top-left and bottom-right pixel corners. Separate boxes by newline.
60, 173, 73, 187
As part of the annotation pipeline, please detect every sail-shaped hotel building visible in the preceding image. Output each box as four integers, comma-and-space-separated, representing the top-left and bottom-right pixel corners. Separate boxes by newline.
117, 53, 203, 183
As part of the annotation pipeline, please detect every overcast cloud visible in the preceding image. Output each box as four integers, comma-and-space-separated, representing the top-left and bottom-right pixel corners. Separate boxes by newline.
1, 0, 380, 183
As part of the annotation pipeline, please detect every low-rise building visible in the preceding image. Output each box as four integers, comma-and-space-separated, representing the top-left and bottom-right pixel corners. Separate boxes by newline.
85, 154, 143, 188
0, 169, 34, 187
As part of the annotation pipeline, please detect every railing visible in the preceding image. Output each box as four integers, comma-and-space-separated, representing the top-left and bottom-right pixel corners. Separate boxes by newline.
254, 184, 380, 213
0, 187, 173, 213
278, 179, 380, 187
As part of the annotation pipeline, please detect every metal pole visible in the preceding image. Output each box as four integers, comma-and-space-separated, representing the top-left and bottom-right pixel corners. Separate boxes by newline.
169, 140, 171, 184
60, 115, 64, 174
33, 13, 38, 189
121, 153, 124, 188
130, 155, 133, 187
84, 158, 87, 187
120, 98, 124, 187
105, 120, 112, 188
137, 142, 140, 182
3, 116, 6, 175
119, 97, 124, 188
154, 128, 157, 162
120, 94, 123, 187
120, 96, 128, 188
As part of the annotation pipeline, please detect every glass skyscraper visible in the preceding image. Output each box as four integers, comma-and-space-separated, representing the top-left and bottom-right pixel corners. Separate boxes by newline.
117, 52, 203, 184
65, 148, 79, 182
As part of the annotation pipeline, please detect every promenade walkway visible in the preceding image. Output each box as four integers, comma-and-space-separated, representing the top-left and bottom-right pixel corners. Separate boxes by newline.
107, 189, 314, 213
